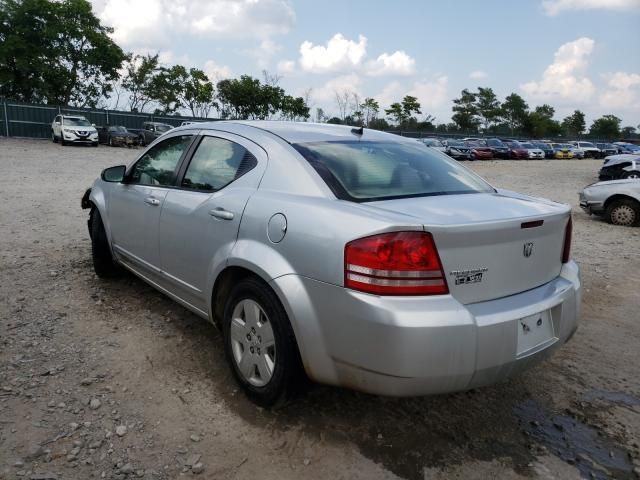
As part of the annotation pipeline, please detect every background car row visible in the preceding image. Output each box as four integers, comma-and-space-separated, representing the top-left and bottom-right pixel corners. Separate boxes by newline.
420, 137, 640, 161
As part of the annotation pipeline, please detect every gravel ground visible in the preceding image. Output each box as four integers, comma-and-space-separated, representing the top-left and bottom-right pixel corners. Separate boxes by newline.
1, 137, 639, 480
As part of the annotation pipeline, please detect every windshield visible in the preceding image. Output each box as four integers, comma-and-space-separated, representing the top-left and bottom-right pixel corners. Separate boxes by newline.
580, 142, 595, 148
155, 124, 173, 132
533, 143, 547, 148
109, 126, 128, 133
486, 139, 503, 147
294, 140, 495, 202
447, 140, 464, 147
520, 142, 534, 148
64, 117, 91, 127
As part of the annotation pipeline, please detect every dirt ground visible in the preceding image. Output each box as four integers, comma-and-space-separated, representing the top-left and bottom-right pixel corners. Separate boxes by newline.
1, 137, 639, 480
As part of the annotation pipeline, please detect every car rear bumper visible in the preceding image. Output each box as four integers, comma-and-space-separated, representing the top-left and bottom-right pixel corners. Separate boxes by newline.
272, 261, 581, 396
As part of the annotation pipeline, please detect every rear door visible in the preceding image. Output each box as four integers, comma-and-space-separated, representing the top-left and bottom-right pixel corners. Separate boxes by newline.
108, 133, 194, 282
158, 132, 267, 312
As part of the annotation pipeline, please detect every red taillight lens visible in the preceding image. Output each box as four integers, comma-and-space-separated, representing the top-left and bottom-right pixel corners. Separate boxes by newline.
562, 216, 572, 263
344, 231, 449, 295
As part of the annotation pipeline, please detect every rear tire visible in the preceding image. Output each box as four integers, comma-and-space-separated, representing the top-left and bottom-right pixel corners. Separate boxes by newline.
222, 276, 304, 407
90, 209, 120, 277
622, 171, 640, 179
606, 199, 640, 227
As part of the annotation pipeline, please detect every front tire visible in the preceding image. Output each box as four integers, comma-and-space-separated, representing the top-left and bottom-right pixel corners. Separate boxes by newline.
90, 209, 120, 277
51, 130, 57, 143
222, 276, 304, 407
606, 199, 640, 227
623, 171, 640, 179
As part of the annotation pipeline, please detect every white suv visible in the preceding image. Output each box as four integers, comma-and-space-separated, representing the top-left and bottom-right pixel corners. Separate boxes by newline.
51, 115, 99, 146
571, 141, 601, 159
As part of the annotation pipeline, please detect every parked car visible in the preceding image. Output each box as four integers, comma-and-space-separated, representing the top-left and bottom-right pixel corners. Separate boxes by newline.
571, 141, 601, 158
580, 179, 640, 226
485, 138, 511, 159
419, 137, 446, 153
467, 140, 493, 160
97, 125, 139, 147
443, 139, 473, 160
596, 143, 620, 158
598, 154, 640, 180
519, 142, 545, 159
550, 143, 574, 159
51, 115, 98, 146
503, 140, 529, 159
613, 142, 640, 154
532, 141, 555, 158
137, 121, 174, 146
81, 121, 580, 406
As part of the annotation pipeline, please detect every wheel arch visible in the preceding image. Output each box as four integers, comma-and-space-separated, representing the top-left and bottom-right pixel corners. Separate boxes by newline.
604, 194, 640, 210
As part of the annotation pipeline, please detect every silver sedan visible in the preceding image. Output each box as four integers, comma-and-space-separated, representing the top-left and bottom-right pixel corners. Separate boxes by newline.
82, 122, 581, 406
580, 179, 640, 226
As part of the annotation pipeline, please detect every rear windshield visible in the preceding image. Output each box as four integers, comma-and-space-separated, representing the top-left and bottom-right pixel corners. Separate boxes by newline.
293, 140, 495, 202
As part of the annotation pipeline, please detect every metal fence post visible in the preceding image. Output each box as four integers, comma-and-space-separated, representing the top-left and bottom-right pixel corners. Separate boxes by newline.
3, 99, 9, 137
106, 109, 109, 125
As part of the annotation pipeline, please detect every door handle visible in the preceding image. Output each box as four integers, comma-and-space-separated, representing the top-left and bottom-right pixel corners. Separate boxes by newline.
209, 208, 234, 220
144, 197, 160, 206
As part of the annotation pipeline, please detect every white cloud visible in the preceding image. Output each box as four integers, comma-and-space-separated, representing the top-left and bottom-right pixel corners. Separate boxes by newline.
90, 0, 296, 48
313, 74, 363, 105
299, 34, 367, 73
599, 72, 640, 111
365, 51, 416, 76
277, 59, 297, 76
204, 60, 232, 82
520, 37, 596, 103
542, 0, 640, 15
469, 70, 488, 80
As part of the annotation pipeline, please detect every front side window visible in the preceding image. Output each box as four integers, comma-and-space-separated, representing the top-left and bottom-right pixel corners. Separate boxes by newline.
294, 140, 495, 202
181, 136, 257, 191
129, 135, 192, 186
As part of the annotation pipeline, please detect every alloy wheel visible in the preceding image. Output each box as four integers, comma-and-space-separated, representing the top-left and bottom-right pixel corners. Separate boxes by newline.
229, 299, 276, 387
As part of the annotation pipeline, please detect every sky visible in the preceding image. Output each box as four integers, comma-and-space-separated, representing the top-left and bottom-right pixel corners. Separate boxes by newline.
89, 0, 640, 126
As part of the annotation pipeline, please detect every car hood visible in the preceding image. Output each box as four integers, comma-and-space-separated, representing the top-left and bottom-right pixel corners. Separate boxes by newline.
603, 154, 640, 166
587, 179, 640, 188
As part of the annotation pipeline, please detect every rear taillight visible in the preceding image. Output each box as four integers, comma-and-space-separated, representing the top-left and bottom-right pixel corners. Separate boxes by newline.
344, 231, 449, 295
562, 216, 572, 263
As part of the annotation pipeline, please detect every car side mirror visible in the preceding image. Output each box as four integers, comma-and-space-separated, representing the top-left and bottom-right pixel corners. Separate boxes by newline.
55, 121, 61, 125
92, 123, 96, 127
101, 165, 126, 183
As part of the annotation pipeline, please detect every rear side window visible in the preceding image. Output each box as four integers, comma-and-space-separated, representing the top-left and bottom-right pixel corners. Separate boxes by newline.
294, 140, 494, 202
181, 136, 257, 191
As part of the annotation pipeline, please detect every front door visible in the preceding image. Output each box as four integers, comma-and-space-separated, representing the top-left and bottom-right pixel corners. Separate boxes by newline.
158, 133, 267, 312
108, 134, 194, 281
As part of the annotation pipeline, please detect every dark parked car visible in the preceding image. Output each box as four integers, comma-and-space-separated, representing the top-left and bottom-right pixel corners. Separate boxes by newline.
97, 126, 139, 147
443, 140, 473, 160
137, 122, 174, 146
614, 142, 640, 155
485, 138, 510, 159
532, 142, 555, 158
596, 143, 620, 158
598, 154, 640, 180
502, 140, 529, 159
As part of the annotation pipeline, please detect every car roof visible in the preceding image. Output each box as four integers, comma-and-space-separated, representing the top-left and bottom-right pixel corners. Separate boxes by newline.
188, 120, 410, 144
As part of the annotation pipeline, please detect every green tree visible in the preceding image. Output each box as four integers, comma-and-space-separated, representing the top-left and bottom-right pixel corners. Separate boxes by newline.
368, 117, 390, 130
621, 126, 637, 137
385, 102, 405, 125
475, 87, 501, 131
401, 95, 422, 121
525, 104, 561, 138
451, 89, 479, 132
121, 54, 160, 112
589, 115, 622, 140
561, 110, 586, 138
360, 97, 379, 127
501, 93, 529, 134
0, 0, 126, 107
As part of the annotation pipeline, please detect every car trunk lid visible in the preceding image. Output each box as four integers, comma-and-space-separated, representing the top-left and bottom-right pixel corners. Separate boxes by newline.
367, 191, 570, 304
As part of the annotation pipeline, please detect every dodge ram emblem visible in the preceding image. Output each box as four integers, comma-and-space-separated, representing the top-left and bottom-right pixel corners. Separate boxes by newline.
523, 242, 534, 258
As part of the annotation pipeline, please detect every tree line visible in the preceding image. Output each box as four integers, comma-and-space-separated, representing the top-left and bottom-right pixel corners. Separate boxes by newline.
0, 0, 637, 138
